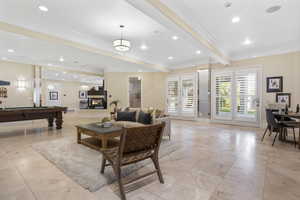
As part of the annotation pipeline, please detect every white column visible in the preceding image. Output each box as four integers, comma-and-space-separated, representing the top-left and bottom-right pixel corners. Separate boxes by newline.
33, 65, 42, 106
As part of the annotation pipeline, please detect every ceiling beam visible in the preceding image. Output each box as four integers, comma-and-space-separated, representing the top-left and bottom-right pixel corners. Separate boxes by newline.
0, 21, 169, 72
127, 0, 230, 65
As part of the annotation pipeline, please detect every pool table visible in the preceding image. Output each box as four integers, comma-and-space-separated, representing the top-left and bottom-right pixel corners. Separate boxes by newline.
0, 106, 67, 129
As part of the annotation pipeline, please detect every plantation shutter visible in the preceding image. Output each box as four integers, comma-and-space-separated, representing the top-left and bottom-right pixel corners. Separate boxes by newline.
235, 71, 258, 120
181, 74, 197, 116
166, 77, 179, 114
215, 73, 232, 119
166, 73, 197, 117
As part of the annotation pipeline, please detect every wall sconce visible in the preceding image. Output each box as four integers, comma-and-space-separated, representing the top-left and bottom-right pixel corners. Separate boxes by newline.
16, 79, 28, 91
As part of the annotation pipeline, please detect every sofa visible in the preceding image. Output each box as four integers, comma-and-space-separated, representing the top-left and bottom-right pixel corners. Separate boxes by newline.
112, 108, 171, 140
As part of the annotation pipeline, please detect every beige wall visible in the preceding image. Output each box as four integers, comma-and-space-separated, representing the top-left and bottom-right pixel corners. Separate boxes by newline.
105, 72, 167, 110
171, 51, 300, 121
0, 60, 97, 110
0, 61, 34, 107
42, 80, 96, 110
2, 51, 299, 123
226, 52, 300, 111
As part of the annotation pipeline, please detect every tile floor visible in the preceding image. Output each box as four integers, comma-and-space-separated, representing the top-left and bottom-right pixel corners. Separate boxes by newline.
0, 111, 300, 200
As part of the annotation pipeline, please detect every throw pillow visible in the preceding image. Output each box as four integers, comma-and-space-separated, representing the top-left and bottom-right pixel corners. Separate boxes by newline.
116, 111, 136, 122
137, 111, 152, 124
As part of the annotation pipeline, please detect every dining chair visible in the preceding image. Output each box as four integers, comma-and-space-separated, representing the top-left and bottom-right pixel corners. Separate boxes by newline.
280, 121, 299, 147
262, 109, 298, 147
261, 109, 284, 146
100, 122, 165, 200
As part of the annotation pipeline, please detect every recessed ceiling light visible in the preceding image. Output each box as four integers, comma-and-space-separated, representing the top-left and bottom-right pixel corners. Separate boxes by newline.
7, 49, 15, 53
59, 57, 64, 62
168, 56, 174, 60
172, 36, 178, 40
243, 38, 252, 45
224, 1, 232, 8
63, 71, 67, 74
55, 73, 59, 76
232, 16, 240, 23
140, 45, 148, 50
266, 5, 281, 13
196, 50, 201, 54
38, 5, 48, 12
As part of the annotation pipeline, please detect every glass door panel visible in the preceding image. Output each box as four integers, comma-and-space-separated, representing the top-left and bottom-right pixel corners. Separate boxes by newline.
166, 76, 180, 115
181, 74, 197, 117
214, 73, 232, 120
235, 71, 259, 121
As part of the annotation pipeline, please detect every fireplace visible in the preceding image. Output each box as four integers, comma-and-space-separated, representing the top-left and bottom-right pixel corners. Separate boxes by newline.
87, 87, 107, 109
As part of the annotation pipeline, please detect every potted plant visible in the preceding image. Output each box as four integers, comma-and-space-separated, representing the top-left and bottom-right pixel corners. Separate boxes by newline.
110, 100, 120, 112
109, 100, 120, 120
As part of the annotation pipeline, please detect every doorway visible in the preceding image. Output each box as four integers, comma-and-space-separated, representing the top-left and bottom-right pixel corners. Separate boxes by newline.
128, 77, 142, 108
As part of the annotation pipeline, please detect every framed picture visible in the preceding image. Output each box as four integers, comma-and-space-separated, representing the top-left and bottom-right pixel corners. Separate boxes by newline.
49, 91, 58, 100
0, 87, 8, 98
267, 76, 283, 93
276, 93, 291, 107
79, 91, 87, 99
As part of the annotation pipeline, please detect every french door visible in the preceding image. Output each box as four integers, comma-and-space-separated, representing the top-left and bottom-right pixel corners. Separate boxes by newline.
166, 73, 197, 117
166, 76, 180, 115
212, 68, 262, 126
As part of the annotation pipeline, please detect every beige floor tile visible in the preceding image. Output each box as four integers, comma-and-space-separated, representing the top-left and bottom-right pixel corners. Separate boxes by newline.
0, 112, 300, 200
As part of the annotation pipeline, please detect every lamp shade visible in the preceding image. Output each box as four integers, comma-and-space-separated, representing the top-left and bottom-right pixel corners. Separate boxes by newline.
113, 39, 131, 52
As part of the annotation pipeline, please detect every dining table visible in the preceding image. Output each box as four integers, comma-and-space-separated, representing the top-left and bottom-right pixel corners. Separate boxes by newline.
273, 112, 300, 149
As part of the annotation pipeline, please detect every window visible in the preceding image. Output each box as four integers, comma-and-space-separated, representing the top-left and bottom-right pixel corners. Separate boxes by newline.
236, 71, 257, 119
215, 73, 232, 118
181, 78, 195, 114
129, 77, 141, 108
167, 78, 179, 114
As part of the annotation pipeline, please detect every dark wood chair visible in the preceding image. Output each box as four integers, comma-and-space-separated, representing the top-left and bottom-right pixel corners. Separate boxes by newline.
262, 109, 297, 146
100, 122, 166, 200
280, 121, 299, 147
261, 109, 284, 146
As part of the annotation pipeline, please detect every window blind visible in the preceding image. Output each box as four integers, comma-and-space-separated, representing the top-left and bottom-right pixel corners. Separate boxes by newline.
167, 80, 179, 113
236, 72, 257, 119
181, 79, 194, 113
215, 74, 232, 116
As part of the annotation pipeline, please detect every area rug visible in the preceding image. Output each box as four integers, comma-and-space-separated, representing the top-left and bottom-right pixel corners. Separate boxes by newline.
32, 137, 178, 192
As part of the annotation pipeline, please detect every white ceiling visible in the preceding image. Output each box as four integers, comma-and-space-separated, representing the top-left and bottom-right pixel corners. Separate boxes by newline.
0, 30, 156, 73
0, 0, 299, 72
160, 0, 300, 60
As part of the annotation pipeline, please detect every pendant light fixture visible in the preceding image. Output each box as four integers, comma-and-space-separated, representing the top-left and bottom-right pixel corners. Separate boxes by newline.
113, 25, 131, 52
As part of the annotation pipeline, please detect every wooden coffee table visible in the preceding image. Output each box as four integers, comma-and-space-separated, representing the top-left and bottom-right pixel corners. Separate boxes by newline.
76, 123, 123, 151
